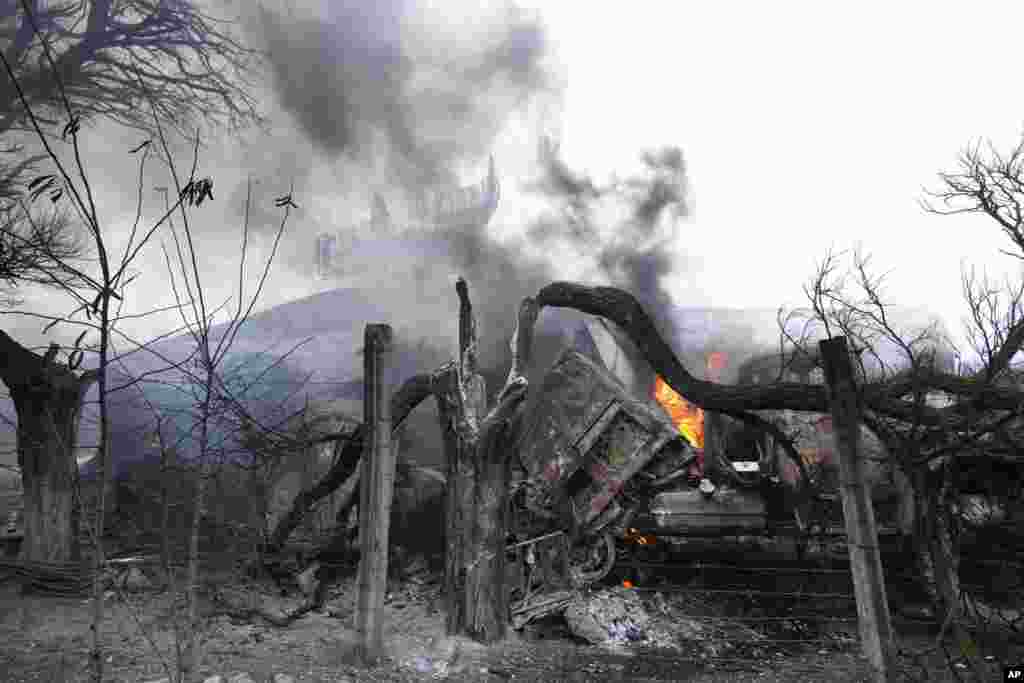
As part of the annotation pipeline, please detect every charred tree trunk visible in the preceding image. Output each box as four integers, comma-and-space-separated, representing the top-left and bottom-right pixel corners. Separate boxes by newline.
433, 363, 480, 634
436, 287, 536, 642
0, 333, 96, 564
909, 467, 956, 611
909, 464, 987, 680
434, 277, 489, 635
464, 381, 528, 642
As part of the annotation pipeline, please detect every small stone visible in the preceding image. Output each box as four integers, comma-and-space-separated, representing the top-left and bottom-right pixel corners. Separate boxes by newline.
430, 635, 459, 660
564, 588, 655, 644
272, 675, 296, 683
226, 673, 257, 683
412, 656, 434, 673
202, 677, 225, 683
296, 562, 320, 598
122, 567, 153, 592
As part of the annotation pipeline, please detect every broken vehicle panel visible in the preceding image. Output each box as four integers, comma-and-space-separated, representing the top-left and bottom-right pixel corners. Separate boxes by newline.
513, 348, 694, 539
638, 486, 768, 535
507, 338, 915, 625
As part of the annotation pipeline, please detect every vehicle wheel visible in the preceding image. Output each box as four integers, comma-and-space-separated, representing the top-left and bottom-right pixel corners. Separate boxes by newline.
568, 532, 616, 587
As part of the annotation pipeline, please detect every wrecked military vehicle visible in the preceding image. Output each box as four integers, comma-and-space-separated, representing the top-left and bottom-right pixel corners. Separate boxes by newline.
502, 334, 912, 626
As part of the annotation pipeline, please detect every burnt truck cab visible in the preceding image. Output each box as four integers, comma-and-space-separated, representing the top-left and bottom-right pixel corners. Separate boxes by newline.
506, 323, 1016, 628
513, 348, 696, 543
509, 347, 783, 600
508, 336, 908, 601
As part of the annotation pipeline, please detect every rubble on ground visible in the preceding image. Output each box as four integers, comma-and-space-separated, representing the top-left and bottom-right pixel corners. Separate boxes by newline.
562, 585, 697, 652
564, 586, 651, 645
144, 673, 313, 683
119, 566, 154, 592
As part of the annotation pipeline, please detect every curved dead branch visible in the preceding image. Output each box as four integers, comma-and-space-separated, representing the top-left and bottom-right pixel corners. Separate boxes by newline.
535, 282, 1024, 429
211, 587, 320, 628
265, 372, 434, 553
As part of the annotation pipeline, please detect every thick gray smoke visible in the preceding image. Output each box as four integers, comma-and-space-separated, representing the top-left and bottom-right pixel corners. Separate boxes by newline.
250, 0, 550, 189
226, 1, 689, 389
527, 140, 690, 345
218, 1, 563, 382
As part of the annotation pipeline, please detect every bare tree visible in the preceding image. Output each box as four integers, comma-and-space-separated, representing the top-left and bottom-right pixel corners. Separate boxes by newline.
0, 0, 265, 304
0, 39, 196, 683
0, 203, 84, 302
0, 0, 269, 550
0, 0, 263, 177
144, 114, 295, 677
0, 6, 280, 676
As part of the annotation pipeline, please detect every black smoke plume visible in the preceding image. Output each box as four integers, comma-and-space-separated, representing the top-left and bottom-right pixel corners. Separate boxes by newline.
250, 0, 552, 189
527, 138, 690, 345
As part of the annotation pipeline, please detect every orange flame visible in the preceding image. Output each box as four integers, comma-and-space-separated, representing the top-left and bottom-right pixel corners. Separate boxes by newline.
653, 375, 704, 449
624, 528, 657, 546
622, 580, 634, 588
652, 353, 728, 450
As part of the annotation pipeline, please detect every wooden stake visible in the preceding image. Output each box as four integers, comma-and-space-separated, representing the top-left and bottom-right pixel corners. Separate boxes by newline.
819, 336, 895, 683
355, 324, 395, 666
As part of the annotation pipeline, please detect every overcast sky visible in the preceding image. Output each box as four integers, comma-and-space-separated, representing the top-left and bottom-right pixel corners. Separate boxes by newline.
5, 0, 1024, 471
7, 0, 1024, 367
527, 1, 1024, 355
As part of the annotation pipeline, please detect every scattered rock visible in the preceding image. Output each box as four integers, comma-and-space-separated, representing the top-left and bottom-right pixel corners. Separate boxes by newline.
899, 604, 935, 620
154, 673, 293, 683
564, 586, 650, 645
325, 604, 350, 619
226, 673, 257, 683
430, 634, 460, 661
296, 561, 320, 598
412, 656, 436, 674
121, 567, 153, 592
956, 494, 1007, 527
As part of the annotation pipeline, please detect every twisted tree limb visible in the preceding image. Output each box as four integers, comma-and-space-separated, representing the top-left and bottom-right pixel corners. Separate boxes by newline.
535, 282, 1024, 428
265, 373, 434, 553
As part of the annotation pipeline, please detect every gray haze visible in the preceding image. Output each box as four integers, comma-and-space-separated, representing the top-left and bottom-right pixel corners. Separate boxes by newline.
3, 0, 950, 476
0, 0, 703, 469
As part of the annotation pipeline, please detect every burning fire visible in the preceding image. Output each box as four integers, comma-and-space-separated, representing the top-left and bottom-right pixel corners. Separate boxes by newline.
652, 352, 727, 453
653, 375, 704, 449
624, 527, 656, 546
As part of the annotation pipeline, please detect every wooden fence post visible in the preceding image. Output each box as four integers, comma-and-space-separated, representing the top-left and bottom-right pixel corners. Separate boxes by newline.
355, 324, 395, 665
819, 336, 895, 683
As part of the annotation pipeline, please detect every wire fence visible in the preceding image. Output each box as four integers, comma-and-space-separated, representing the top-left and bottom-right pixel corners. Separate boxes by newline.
2, 488, 1022, 682
603, 542, 1023, 682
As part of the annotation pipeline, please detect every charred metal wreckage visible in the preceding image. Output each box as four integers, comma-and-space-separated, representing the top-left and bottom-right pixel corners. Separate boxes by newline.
506, 345, 781, 626
502, 320, 917, 627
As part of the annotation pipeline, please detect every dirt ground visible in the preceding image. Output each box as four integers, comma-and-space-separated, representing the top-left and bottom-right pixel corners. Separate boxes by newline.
0, 558, 1015, 683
